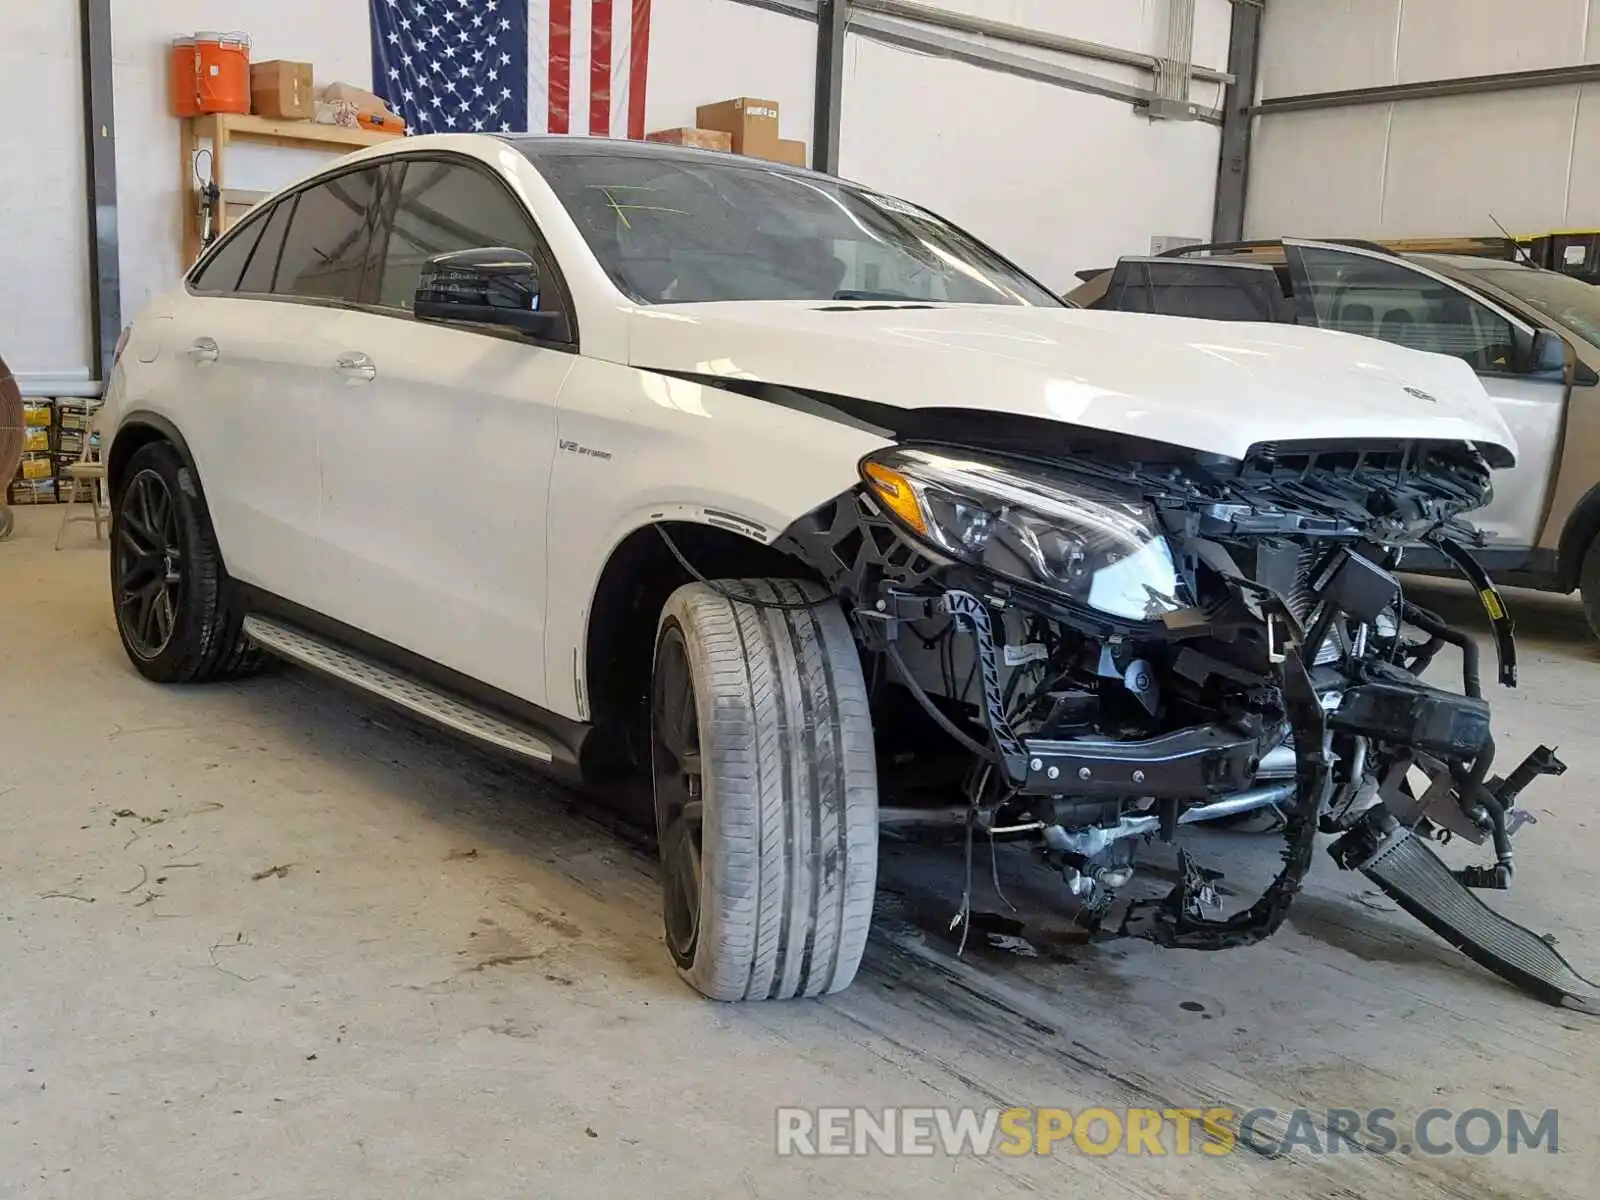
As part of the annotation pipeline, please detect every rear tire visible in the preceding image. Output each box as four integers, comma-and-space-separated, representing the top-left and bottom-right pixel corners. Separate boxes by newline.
110, 440, 264, 683
1581, 535, 1600, 641
651, 579, 879, 1002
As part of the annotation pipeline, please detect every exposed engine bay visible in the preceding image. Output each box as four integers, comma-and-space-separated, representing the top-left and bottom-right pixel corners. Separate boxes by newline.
780, 432, 1598, 1013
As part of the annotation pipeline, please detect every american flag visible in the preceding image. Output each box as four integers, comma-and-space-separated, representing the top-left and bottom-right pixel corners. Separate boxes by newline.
370, 0, 654, 138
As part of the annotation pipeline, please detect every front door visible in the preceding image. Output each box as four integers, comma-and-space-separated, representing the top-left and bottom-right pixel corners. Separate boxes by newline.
1284, 240, 1566, 549
311, 156, 577, 708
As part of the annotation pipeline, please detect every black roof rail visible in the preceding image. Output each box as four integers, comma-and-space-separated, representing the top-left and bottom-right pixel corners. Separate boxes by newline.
1159, 237, 1398, 259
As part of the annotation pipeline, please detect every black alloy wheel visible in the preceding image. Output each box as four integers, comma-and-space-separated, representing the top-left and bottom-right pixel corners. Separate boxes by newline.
651, 622, 704, 968
115, 468, 184, 659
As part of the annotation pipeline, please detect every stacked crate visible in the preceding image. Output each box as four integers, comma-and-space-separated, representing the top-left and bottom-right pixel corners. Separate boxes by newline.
5, 400, 99, 506
8, 401, 56, 505
53, 402, 98, 503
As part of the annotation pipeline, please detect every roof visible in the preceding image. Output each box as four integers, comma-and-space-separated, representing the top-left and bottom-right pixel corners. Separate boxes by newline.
499, 133, 834, 182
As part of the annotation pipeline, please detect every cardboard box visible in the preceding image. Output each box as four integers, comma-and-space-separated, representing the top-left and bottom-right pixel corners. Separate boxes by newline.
19, 454, 53, 482
54, 401, 91, 433
695, 97, 780, 159
646, 127, 734, 152
771, 138, 808, 167
7, 477, 55, 505
251, 60, 315, 120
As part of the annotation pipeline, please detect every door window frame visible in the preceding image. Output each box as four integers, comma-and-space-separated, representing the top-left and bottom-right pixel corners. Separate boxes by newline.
187, 205, 272, 295
1282, 238, 1539, 379
185, 160, 387, 311
364, 151, 580, 351
183, 151, 581, 351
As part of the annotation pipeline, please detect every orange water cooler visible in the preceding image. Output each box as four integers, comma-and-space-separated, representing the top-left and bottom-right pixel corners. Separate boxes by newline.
169, 33, 252, 118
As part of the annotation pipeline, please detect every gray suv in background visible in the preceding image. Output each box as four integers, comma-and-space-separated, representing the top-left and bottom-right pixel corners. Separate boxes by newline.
1071, 240, 1600, 634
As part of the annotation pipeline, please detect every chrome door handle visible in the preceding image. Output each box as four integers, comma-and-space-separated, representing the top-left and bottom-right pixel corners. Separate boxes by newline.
334, 352, 377, 383
188, 337, 219, 363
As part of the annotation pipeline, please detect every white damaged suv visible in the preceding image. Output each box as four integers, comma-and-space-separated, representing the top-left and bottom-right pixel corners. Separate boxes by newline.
102, 135, 1591, 1011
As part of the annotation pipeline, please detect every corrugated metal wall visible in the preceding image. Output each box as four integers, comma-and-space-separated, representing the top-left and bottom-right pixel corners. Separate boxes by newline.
837, 0, 1235, 291
1247, 0, 1600, 241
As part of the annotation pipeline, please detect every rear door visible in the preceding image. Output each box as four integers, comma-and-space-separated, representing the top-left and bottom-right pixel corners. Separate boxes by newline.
1283, 239, 1562, 549
309, 155, 577, 706
171, 174, 378, 603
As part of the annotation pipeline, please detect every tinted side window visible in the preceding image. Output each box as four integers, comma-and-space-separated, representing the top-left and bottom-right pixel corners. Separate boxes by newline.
1289, 247, 1521, 373
1106, 261, 1288, 322
274, 169, 381, 302
237, 197, 295, 294
378, 161, 546, 312
191, 219, 265, 294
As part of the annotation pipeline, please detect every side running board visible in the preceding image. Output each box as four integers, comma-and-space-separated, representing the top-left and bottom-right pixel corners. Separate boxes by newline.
241, 616, 555, 765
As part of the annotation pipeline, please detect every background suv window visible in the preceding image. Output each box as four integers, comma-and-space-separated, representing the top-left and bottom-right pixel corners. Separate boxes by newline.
273, 169, 381, 303
377, 161, 547, 312
1289, 246, 1520, 373
1105, 259, 1289, 322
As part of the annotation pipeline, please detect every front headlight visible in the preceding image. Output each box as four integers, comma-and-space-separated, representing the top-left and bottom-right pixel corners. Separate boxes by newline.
861, 446, 1189, 622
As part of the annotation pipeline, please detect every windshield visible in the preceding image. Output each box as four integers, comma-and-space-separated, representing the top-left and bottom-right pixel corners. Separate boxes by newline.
521, 146, 1062, 307
1472, 266, 1600, 349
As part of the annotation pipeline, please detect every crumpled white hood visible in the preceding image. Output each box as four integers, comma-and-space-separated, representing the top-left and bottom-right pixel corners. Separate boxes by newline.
626, 301, 1518, 464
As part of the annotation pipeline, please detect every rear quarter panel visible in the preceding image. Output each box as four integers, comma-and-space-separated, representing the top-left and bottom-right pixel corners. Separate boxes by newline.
104, 290, 188, 480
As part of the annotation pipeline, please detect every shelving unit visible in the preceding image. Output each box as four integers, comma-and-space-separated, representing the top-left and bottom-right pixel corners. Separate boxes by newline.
180, 112, 401, 269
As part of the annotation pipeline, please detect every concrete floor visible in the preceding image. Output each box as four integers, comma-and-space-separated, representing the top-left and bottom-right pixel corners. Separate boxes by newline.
2, 503, 1596, 1199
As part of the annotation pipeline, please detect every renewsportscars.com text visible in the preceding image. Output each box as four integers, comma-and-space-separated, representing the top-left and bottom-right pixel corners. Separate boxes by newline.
775, 1106, 1560, 1158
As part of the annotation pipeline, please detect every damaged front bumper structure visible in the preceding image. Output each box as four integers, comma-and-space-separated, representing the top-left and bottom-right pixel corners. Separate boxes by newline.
791, 440, 1597, 1013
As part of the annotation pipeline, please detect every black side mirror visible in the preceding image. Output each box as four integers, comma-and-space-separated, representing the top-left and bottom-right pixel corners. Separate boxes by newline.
414, 247, 561, 339
1529, 328, 1569, 375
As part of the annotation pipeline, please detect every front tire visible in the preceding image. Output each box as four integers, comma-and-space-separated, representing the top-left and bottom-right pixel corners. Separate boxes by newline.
651, 579, 879, 1002
111, 440, 263, 683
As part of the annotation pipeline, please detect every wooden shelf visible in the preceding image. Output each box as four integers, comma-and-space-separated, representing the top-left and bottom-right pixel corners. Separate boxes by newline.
180, 113, 404, 269
205, 111, 400, 151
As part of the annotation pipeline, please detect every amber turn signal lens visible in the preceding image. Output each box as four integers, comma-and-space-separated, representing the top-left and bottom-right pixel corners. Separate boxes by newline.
863, 461, 928, 536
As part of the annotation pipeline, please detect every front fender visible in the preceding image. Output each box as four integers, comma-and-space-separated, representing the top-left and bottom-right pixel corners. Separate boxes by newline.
542, 357, 889, 718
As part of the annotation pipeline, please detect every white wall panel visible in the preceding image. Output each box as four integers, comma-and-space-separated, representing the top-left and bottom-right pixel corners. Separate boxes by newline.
1395, 0, 1590, 82
0, 6, 90, 383
645, 0, 815, 140
1563, 84, 1600, 225
913, 0, 1232, 110
113, 1, 373, 324
1258, 0, 1401, 99
1260, 0, 1596, 93
1244, 106, 1392, 238
929, 0, 1233, 70
1251, 0, 1600, 240
1381, 88, 1580, 234
838, 37, 1222, 292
